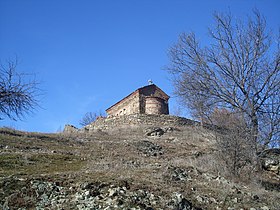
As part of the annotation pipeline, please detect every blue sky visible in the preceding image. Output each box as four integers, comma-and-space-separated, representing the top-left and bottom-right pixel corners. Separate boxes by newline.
0, 0, 279, 133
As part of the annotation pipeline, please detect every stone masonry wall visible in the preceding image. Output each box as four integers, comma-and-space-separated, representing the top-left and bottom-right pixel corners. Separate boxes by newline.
145, 97, 169, 115
106, 85, 169, 117
85, 114, 198, 132
107, 92, 140, 117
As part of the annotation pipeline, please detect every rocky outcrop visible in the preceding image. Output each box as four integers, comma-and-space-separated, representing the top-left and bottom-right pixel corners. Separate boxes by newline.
144, 126, 177, 137
145, 127, 165, 137
0, 177, 201, 210
164, 166, 192, 182
259, 148, 280, 174
134, 140, 164, 157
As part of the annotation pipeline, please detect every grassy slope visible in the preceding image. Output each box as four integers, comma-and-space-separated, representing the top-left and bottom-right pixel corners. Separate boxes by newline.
0, 126, 279, 209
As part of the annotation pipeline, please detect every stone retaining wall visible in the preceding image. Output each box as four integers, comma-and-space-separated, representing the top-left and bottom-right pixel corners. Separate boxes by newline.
84, 114, 199, 132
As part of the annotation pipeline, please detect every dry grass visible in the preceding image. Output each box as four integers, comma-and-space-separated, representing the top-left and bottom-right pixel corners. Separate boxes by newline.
0, 126, 279, 209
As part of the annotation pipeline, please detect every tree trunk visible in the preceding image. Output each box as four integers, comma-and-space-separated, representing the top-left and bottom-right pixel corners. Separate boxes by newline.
251, 112, 259, 152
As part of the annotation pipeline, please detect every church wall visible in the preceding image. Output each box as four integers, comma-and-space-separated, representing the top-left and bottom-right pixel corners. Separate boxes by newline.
145, 97, 169, 115
106, 92, 140, 116
106, 85, 170, 117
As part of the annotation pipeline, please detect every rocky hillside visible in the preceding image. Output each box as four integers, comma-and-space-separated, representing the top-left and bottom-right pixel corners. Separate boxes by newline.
0, 122, 279, 209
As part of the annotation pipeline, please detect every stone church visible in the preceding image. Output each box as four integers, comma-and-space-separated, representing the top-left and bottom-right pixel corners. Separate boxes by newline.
106, 84, 169, 117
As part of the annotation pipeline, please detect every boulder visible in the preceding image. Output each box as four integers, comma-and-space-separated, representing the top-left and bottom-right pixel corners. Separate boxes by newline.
145, 127, 165, 137
259, 148, 280, 174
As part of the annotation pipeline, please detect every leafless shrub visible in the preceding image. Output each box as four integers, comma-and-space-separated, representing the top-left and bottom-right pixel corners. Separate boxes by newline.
217, 130, 256, 177
79, 111, 105, 127
0, 58, 40, 120
210, 109, 257, 178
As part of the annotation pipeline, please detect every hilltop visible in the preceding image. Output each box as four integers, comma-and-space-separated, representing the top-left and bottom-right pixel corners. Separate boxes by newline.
0, 115, 279, 209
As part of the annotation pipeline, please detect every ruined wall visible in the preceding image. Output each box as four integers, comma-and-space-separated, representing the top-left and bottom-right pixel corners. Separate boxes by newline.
106, 92, 140, 117
63, 124, 78, 133
85, 114, 197, 131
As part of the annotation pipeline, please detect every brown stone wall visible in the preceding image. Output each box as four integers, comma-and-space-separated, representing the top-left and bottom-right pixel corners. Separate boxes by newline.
139, 94, 146, 114
107, 92, 140, 116
63, 124, 78, 133
85, 114, 198, 131
106, 84, 170, 116
145, 97, 169, 115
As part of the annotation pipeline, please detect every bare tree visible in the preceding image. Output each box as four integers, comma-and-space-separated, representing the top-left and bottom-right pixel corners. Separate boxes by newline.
0, 59, 39, 120
167, 10, 280, 150
79, 111, 105, 127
